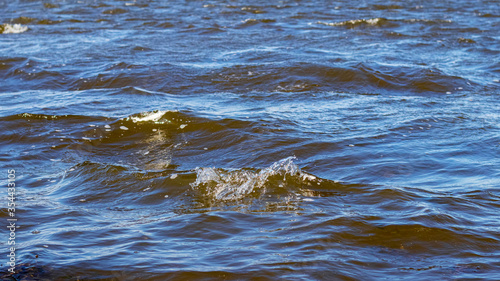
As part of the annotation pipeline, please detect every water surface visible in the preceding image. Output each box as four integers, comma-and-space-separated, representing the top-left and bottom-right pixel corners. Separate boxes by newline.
1, 0, 500, 280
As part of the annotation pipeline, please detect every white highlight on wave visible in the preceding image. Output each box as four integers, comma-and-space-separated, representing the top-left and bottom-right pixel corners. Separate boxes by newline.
1, 24, 28, 34
191, 156, 319, 200
130, 110, 169, 122
317, 18, 452, 27
317, 18, 385, 27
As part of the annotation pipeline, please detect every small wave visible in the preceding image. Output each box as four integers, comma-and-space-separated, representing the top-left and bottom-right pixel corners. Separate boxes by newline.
317, 18, 452, 29
203, 62, 471, 94
37, 19, 63, 25
129, 110, 170, 123
372, 4, 403, 10
402, 19, 452, 24
4, 113, 104, 122
240, 6, 266, 14
457, 37, 476, 44
191, 157, 320, 200
0, 24, 28, 34
318, 18, 391, 28
102, 8, 128, 15
240, 18, 276, 25
11, 16, 37, 24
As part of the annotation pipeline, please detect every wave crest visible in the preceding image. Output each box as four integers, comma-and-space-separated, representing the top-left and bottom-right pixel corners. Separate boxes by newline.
318, 18, 391, 28
191, 157, 319, 200
0, 24, 28, 34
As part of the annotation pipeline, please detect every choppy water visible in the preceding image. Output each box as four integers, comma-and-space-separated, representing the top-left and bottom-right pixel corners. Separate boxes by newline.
1, 0, 500, 280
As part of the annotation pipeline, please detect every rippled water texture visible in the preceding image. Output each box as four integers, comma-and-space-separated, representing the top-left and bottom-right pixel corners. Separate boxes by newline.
1, 0, 500, 280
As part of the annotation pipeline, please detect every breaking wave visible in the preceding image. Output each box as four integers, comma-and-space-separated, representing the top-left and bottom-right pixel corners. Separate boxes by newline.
0, 23, 28, 34
191, 157, 320, 200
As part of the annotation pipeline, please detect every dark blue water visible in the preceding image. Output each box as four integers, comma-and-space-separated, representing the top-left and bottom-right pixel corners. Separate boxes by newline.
1, 0, 500, 280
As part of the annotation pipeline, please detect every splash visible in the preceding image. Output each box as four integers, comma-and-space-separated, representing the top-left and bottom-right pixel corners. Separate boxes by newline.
129, 110, 169, 123
0, 24, 28, 34
191, 157, 319, 200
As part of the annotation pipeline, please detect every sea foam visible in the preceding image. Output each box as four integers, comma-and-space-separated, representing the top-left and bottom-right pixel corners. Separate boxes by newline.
1, 24, 28, 34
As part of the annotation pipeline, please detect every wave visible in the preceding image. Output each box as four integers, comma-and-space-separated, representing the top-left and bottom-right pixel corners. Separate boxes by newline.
191, 156, 321, 200
201, 62, 472, 94
317, 18, 452, 29
318, 18, 393, 28
0, 110, 254, 138
0, 110, 267, 171
28, 155, 337, 212
237, 18, 276, 28
0, 57, 477, 94
0, 23, 28, 34
371, 4, 403, 10
50, 161, 183, 206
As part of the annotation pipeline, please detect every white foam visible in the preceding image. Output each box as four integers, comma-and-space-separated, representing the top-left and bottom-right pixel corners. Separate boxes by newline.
302, 174, 317, 181
131, 110, 167, 122
318, 18, 383, 27
1, 24, 28, 34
